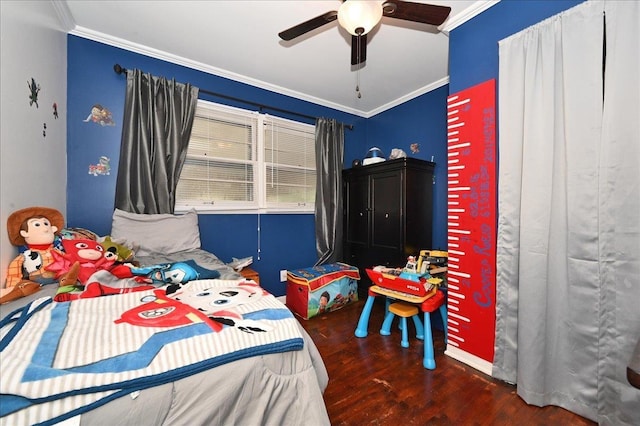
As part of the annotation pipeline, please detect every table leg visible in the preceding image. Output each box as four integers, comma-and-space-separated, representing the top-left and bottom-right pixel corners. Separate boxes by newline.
412, 315, 424, 340
439, 304, 448, 344
423, 311, 436, 370
355, 294, 376, 338
380, 311, 395, 336
400, 317, 410, 348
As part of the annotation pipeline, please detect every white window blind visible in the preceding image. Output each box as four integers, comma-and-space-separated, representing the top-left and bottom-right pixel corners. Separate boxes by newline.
176, 100, 315, 213
263, 116, 316, 210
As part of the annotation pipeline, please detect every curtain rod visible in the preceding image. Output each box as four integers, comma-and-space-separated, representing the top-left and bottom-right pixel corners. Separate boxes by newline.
113, 64, 353, 130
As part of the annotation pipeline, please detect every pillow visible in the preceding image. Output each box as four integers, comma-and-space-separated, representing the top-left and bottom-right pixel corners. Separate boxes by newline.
111, 209, 201, 256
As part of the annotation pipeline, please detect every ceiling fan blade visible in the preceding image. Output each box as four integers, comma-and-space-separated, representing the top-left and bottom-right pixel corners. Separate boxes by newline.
382, 1, 451, 26
351, 34, 367, 65
278, 11, 338, 41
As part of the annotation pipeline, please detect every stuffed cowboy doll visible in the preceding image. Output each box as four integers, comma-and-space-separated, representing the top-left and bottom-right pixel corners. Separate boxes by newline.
1, 206, 77, 304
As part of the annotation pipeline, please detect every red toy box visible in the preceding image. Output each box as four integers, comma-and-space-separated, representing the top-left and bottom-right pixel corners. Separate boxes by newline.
286, 263, 360, 320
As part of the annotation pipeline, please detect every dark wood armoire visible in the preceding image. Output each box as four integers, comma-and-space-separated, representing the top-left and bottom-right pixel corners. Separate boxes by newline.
342, 157, 435, 294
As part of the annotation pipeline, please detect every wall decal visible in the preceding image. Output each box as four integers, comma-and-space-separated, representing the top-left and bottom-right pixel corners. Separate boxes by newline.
88, 156, 111, 176
445, 79, 496, 373
53, 102, 59, 119
28, 77, 41, 108
83, 104, 115, 126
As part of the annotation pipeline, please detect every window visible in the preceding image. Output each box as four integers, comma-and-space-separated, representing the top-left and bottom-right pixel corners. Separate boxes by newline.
175, 100, 316, 213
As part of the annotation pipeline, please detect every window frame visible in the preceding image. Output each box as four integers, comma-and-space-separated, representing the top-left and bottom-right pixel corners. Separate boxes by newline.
174, 100, 316, 215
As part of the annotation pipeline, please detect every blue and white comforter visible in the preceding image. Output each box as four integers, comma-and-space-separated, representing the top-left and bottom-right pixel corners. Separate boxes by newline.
0, 279, 303, 426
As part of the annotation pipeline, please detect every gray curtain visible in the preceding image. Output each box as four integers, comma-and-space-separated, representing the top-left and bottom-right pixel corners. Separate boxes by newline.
314, 118, 344, 265
115, 69, 199, 214
495, 1, 640, 424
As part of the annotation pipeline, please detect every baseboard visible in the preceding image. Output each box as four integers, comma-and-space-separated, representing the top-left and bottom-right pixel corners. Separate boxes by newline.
445, 346, 494, 376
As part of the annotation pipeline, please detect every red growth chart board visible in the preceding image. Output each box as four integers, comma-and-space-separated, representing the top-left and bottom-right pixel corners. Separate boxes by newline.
446, 79, 496, 366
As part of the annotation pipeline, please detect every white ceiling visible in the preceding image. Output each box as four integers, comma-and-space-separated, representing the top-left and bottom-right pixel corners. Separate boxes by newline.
55, 0, 497, 118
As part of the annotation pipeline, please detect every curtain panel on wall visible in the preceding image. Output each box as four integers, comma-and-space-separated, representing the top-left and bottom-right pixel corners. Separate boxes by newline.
115, 69, 199, 214
494, 1, 639, 424
314, 118, 345, 265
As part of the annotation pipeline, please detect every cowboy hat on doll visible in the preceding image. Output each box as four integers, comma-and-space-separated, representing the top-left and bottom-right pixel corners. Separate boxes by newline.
1, 206, 76, 304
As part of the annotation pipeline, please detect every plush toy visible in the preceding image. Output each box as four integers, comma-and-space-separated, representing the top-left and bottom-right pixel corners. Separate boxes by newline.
100, 236, 135, 264
129, 260, 220, 288
47, 238, 116, 285
53, 227, 100, 252
1, 207, 66, 304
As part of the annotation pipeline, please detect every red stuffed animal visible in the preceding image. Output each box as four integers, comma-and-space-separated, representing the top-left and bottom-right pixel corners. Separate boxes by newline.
47, 239, 115, 285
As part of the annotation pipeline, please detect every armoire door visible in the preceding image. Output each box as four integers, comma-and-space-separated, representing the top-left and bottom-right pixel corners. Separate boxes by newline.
369, 170, 402, 252
345, 175, 371, 246
344, 173, 369, 263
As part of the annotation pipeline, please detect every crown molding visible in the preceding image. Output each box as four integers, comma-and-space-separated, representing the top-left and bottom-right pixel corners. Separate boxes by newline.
440, 0, 501, 34
56, 0, 499, 119
68, 25, 368, 117
364, 77, 450, 118
51, 0, 75, 32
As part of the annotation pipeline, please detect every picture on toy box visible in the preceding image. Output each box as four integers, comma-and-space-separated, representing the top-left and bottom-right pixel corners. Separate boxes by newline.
310, 280, 358, 317
286, 263, 360, 320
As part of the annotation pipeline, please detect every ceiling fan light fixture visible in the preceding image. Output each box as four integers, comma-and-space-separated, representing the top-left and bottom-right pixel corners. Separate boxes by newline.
337, 1, 383, 36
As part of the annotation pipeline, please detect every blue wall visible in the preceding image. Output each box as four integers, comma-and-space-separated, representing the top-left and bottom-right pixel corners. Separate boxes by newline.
356, 1, 586, 254
66, 36, 452, 295
449, 0, 585, 93
66, 36, 361, 295
361, 86, 450, 250
447, 0, 585, 243
66, 0, 583, 296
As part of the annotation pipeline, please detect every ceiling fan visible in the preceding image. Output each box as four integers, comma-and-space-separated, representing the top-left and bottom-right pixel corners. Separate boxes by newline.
278, 0, 451, 65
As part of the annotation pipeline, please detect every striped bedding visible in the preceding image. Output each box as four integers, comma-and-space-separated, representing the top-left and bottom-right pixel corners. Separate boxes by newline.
0, 279, 303, 426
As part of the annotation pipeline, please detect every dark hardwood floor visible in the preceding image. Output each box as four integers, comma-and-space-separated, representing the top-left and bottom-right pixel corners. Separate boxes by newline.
296, 298, 596, 426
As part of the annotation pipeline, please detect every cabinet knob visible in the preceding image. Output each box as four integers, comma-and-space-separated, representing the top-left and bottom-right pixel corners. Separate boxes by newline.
385, 213, 389, 218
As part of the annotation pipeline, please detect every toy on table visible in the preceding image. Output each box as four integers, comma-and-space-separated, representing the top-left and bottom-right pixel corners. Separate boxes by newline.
369, 254, 445, 298
398, 255, 423, 282
417, 250, 448, 288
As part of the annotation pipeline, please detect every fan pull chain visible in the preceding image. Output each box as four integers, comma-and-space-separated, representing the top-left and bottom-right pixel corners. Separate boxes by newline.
356, 35, 362, 98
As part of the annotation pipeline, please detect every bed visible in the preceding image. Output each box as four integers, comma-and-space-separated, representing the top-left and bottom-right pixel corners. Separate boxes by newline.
0, 210, 330, 426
